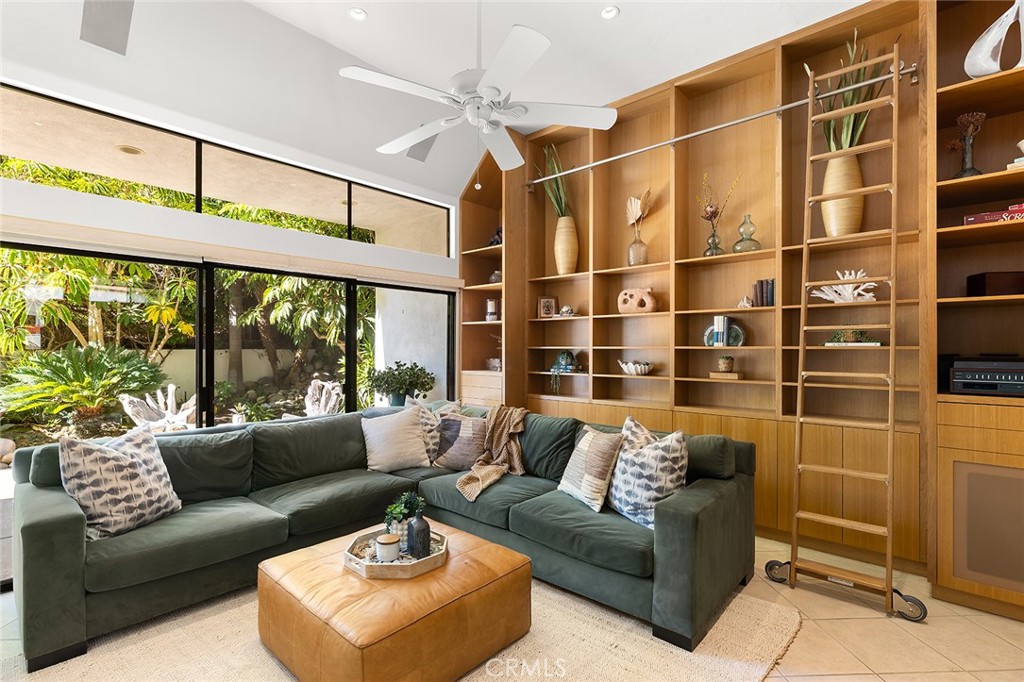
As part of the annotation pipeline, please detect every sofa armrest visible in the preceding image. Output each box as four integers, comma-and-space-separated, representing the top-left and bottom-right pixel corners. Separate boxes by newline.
13, 482, 89, 667
651, 473, 755, 649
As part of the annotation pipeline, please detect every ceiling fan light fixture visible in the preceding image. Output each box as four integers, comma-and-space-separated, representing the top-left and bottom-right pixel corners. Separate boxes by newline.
349, 7, 367, 22
601, 6, 620, 19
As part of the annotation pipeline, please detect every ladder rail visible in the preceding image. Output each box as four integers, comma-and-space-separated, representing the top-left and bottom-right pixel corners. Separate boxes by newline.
790, 47, 903, 616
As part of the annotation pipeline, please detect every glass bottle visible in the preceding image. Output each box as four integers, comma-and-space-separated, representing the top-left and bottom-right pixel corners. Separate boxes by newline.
732, 214, 762, 253
703, 224, 725, 257
627, 225, 649, 266
407, 510, 431, 560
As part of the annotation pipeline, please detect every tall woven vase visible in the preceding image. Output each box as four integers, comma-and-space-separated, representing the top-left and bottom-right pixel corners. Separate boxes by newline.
821, 156, 864, 238
554, 216, 578, 275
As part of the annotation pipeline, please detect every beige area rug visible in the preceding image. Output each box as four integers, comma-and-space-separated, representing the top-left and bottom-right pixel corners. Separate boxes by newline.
2, 581, 800, 682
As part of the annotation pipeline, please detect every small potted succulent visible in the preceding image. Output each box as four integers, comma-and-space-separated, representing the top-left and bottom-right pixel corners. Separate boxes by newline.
366, 361, 435, 406
384, 491, 426, 552
718, 355, 735, 373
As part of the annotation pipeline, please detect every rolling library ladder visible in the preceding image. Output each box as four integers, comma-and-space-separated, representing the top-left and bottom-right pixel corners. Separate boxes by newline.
764, 43, 926, 622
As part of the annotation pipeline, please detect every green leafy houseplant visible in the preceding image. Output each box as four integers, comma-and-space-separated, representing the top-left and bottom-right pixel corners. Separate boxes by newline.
365, 361, 435, 405
0, 344, 165, 422
804, 30, 887, 152
384, 491, 425, 530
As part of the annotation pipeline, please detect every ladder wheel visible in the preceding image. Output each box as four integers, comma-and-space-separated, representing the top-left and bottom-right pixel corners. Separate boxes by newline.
765, 559, 790, 584
894, 589, 927, 622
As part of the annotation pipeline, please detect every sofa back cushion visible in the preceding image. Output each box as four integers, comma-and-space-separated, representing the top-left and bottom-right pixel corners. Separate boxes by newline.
249, 412, 366, 490
156, 431, 254, 503
587, 423, 737, 483
519, 414, 582, 481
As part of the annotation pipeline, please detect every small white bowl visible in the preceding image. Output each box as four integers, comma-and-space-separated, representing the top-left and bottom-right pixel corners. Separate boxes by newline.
618, 360, 653, 376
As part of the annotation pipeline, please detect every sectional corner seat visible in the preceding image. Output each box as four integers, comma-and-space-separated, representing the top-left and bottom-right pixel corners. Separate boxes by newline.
12, 406, 755, 671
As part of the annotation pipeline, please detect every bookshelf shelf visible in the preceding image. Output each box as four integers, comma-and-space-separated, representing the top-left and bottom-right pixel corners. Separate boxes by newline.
461, 244, 503, 258
936, 294, 1024, 307
936, 168, 1024, 209
936, 219, 1024, 248
676, 250, 775, 266
935, 66, 1024, 121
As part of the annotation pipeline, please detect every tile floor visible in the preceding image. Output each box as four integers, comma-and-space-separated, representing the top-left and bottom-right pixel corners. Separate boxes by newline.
1, 536, 1021, 680
752, 536, 1024, 682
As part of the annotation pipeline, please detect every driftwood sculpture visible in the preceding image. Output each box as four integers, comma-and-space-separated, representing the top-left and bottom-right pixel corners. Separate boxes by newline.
119, 384, 197, 432
304, 379, 344, 416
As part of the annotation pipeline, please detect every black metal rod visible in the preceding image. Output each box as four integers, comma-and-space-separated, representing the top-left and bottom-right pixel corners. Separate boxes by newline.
528, 64, 917, 186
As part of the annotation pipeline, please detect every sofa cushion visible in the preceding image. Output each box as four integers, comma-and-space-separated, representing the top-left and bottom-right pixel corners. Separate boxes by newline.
84, 497, 287, 592
434, 413, 487, 470
558, 426, 622, 512
248, 469, 414, 536
156, 431, 253, 504
420, 473, 556, 529
362, 408, 431, 473
389, 466, 457, 483
509, 490, 654, 578
519, 414, 581, 481
59, 427, 182, 540
249, 412, 366, 490
607, 416, 688, 528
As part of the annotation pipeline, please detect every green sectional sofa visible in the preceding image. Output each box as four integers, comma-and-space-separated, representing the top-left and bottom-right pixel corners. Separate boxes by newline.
12, 406, 754, 671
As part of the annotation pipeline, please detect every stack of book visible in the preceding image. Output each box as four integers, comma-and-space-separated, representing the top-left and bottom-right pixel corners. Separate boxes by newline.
963, 203, 1024, 225
712, 315, 730, 347
752, 278, 775, 307
1008, 156, 1024, 171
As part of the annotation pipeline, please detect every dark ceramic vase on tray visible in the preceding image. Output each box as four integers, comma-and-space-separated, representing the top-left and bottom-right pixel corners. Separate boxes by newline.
407, 510, 431, 559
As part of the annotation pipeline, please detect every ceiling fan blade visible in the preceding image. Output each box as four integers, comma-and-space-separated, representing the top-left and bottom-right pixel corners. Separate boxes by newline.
377, 116, 463, 155
80, 0, 135, 55
339, 66, 455, 105
499, 101, 618, 130
477, 25, 551, 104
480, 125, 525, 171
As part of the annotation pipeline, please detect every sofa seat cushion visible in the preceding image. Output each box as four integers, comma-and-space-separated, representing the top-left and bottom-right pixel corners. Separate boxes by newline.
85, 497, 288, 592
390, 466, 456, 483
419, 473, 556, 529
248, 470, 415, 536
509, 490, 654, 578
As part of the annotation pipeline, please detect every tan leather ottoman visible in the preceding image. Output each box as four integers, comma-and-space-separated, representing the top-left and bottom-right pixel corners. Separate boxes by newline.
258, 520, 532, 682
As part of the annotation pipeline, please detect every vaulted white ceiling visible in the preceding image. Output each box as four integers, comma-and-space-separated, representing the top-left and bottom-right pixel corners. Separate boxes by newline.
2, 1, 866, 206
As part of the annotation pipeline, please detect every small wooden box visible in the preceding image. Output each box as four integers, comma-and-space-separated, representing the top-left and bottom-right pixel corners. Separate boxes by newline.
966, 272, 1024, 297
343, 527, 448, 579
709, 371, 742, 380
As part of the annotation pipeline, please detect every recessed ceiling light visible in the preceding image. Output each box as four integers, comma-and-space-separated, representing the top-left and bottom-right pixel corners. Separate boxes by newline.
601, 6, 620, 19
116, 144, 145, 155
349, 7, 367, 21
33, 121, 44, 127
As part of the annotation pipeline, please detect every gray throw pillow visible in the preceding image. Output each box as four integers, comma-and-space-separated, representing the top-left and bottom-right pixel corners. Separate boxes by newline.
433, 413, 486, 471
607, 416, 687, 528
59, 426, 182, 540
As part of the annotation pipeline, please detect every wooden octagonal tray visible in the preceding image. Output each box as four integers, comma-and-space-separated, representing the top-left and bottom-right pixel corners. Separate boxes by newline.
343, 526, 448, 579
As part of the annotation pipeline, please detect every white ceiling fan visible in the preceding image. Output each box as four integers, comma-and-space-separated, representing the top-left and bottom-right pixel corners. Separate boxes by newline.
338, 25, 618, 171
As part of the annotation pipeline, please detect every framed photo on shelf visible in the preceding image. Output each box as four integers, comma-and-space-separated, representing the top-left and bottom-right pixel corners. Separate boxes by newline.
537, 296, 558, 318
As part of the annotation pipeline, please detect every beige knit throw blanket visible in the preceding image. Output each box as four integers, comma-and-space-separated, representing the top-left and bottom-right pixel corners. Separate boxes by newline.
456, 405, 529, 501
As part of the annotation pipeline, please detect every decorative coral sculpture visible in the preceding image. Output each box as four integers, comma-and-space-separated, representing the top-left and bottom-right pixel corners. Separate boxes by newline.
811, 269, 878, 304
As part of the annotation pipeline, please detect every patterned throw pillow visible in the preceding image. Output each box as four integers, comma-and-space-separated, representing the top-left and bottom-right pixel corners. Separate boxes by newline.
59, 426, 182, 540
607, 416, 688, 528
433, 413, 487, 470
404, 397, 461, 462
557, 426, 623, 512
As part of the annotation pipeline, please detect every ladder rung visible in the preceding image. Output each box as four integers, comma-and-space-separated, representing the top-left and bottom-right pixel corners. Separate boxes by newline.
811, 95, 895, 122
810, 139, 893, 163
795, 511, 889, 536
806, 228, 894, 246
798, 464, 890, 482
805, 276, 891, 287
802, 371, 891, 381
793, 559, 887, 593
799, 416, 890, 430
809, 182, 893, 204
803, 323, 891, 331
813, 53, 896, 82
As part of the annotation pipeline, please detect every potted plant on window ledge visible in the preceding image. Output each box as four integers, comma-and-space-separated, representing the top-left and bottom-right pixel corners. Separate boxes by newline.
366, 361, 435, 406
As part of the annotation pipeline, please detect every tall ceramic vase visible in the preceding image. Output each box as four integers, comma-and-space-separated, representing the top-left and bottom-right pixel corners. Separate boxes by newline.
821, 156, 864, 238
554, 216, 578, 275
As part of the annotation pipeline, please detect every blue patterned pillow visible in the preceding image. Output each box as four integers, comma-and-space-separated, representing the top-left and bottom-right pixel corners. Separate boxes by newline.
59, 426, 182, 540
607, 416, 687, 528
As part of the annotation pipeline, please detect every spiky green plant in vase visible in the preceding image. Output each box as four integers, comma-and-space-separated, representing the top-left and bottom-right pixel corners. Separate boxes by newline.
539, 144, 578, 275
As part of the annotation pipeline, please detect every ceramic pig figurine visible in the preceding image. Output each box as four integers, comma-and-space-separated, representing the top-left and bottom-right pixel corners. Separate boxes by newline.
617, 288, 658, 314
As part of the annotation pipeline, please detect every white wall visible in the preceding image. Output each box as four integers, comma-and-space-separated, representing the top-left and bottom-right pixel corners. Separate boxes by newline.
159, 349, 299, 399
0, 0, 475, 203
373, 288, 449, 404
